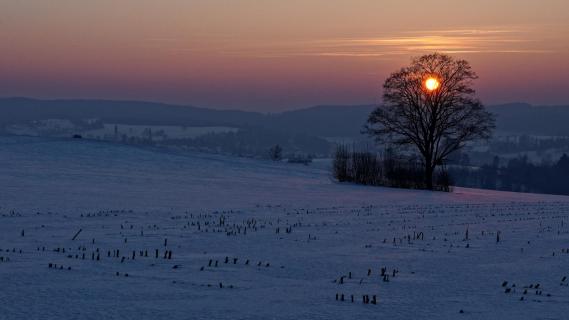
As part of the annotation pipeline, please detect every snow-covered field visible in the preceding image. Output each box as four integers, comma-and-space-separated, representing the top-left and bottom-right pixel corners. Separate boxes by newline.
1, 136, 568, 319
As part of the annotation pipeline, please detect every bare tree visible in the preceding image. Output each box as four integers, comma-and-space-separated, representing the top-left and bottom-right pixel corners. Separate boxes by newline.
365, 53, 495, 189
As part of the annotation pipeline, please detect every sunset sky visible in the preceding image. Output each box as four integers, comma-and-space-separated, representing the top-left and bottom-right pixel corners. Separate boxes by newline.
1, 0, 568, 111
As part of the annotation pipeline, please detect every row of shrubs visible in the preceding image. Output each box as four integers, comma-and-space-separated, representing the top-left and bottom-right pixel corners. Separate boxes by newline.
332, 145, 451, 191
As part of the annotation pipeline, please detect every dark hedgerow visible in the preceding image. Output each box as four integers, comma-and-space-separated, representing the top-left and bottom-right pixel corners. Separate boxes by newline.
332, 145, 451, 192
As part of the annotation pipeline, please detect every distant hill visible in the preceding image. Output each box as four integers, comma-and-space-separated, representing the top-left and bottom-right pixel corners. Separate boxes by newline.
269, 105, 375, 137
488, 103, 569, 136
1, 97, 569, 138
0, 97, 374, 138
0, 97, 265, 127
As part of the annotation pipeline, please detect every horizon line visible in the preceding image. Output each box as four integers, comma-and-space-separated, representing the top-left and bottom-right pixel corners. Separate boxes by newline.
1, 96, 568, 113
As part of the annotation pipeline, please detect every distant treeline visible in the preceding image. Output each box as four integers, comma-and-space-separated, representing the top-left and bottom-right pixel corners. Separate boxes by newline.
488, 135, 569, 154
332, 145, 569, 196
449, 154, 569, 196
332, 145, 451, 191
162, 127, 330, 159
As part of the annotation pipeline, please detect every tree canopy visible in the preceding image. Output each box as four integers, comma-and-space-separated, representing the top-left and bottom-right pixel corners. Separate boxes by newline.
365, 53, 495, 189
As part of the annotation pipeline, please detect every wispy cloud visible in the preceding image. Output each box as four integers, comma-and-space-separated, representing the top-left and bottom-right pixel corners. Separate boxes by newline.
228, 26, 553, 59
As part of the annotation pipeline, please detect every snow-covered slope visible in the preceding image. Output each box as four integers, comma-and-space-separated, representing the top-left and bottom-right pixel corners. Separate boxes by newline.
1, 136, 568, 319
1, 136, 563, 212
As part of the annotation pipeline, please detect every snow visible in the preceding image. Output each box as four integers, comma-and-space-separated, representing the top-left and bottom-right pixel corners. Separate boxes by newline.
1, 136, 568, 319
5, 119, 77, 136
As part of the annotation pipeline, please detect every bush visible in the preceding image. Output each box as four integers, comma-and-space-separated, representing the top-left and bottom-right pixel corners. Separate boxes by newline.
269, 144, 283, 161
332, 145, 450, 191
332, 145, 350, 182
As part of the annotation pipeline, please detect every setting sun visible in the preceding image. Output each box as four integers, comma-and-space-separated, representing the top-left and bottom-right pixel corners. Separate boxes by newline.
425, 77, 440, 91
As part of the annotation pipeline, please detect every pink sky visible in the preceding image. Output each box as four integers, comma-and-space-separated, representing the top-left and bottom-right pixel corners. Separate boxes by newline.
0, 0, 568, 111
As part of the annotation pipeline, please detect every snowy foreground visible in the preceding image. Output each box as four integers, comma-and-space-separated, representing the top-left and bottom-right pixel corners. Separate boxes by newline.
1, 136, 569, 320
